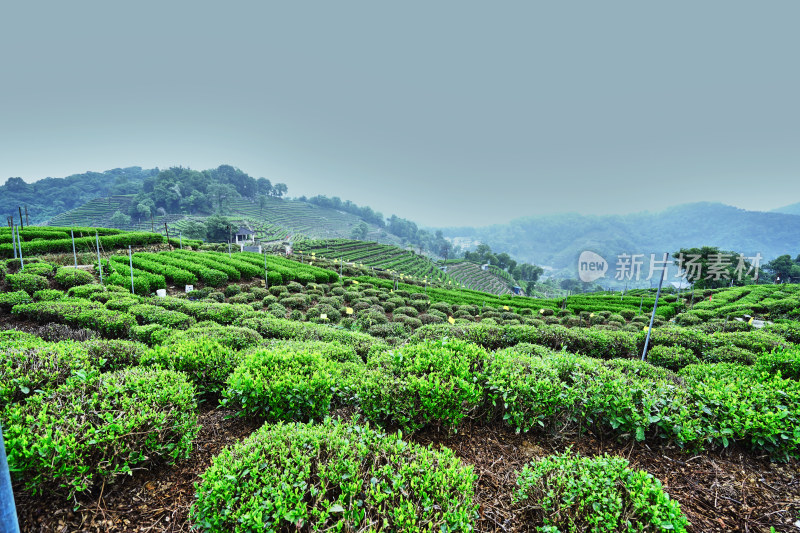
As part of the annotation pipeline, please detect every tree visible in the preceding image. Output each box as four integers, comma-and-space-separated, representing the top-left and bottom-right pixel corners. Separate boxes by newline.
674, 246, 753, 289
258, 194, 268, 214
272, 183, 288, 198
182, 220, 207, 240
109, 210, 132, 228
350, 221, 369, 240
764, 254, 800, 283
205, 215, 233, 242
207, 183, 240, 213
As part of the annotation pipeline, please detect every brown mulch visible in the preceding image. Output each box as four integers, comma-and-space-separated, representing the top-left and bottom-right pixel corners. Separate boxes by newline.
11, 410, 799, 532
414, 423, 800, 533
13, 406, 262, 533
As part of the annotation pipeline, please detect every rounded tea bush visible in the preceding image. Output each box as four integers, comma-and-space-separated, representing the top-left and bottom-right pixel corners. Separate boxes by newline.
222, 345, 337, 421
191, 418, 478, 532
54, 267, 94, 289
2, 367, 198, 497
513, 451, 687, 532
140, 338, 239, 396
647, 345, 700, 371
7, 272, 49, 295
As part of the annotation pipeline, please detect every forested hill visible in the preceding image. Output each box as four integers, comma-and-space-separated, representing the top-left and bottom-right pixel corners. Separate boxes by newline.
441, 202, 800, 271
1, 167, 157, 225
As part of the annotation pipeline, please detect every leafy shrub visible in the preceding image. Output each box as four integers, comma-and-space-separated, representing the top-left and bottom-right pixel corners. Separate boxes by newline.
32, 288, 64, 301
647, 345, 700, 371
166, 324, 264, 351
620, 309, 635, 321
267, 302, 287, 318
129, 304, 196, 329
191, 419, 478, 532
355, 309, 388, 329
83, 338, 149, 371
54, 267, 94, 289
129, 323, 170, 345
21, 262, 55, 277
2, 367, 198, 497
0, 290, 32, 311
223, 345, 337, 421
0, 339, 95, 404
756, 347, 800, 380
227, 292, 254, 304
7, 272, 49, 295
279, 294, 308, 309
703, 345, 756, 365
223, 284, 242, 297
140, 339, 239, 396
207, 291, 225, 302
359, 339, 488, 432
306, 303, 342, 323
394, 305, 419, 318
513, 451, 687, 532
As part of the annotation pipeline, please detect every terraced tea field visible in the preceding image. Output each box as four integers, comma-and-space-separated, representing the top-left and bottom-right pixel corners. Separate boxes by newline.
1, 236, 798, 532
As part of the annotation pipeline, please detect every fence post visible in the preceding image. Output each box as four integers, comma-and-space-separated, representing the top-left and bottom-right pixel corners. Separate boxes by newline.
95, 232, 103, 284
11, 224, 17, 260
129, 246, 135, 295
179, 232, 183, 249
641, 253, 669, 362
71, 229, 77, 267
16, 226, 24, 270
0, 424, 20, 533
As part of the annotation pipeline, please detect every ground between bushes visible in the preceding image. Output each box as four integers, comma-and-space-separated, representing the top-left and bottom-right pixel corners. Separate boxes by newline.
12, 404, 799, 533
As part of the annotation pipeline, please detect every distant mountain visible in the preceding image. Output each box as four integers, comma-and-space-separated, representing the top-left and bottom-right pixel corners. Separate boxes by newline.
772, 202, 800, 216
441, 202, 800, 276
1, 167, 157, 225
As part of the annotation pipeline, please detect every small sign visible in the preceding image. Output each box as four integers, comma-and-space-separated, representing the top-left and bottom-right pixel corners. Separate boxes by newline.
502, 305, 510, 311
185, 285, 194, 293
320, 313, 328, 320
643, 326, 650, 332
351, 280, 359, 285
448, 316, 455, 324
346, 307, 354, 315
539, 309, 545, 314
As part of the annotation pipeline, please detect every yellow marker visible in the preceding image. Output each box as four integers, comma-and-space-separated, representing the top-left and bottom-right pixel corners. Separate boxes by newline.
590, 313, 595, 318
643, 326, 649, 333
748, 317, 754, 325
309, 262, 313, 266
352, 280, 359, 284
346, 307, 354, 315
539, 309, 545, 314
319, 313, 328, 320
448, 316, 455, 324
503, 305, 510, 311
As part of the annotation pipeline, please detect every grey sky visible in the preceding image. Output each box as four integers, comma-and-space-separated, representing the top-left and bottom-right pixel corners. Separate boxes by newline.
2, 1, 799, 227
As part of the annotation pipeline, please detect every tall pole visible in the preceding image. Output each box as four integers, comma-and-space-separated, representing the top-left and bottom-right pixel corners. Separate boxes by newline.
179, 231, 183, 249
129, 246, 135, 295
164, 223, 172, 251
0, 424, 20, 533
71, 230, 78, 267
17, 207, 23, 229
641, 253, 668, 362
95, 232, 103, 284
15, 226, 24, 270
11, 224, 17, 260
24, 206, 29, 226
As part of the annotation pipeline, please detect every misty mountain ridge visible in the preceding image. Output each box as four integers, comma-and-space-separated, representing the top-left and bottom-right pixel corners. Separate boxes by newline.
441, 202, 800, 274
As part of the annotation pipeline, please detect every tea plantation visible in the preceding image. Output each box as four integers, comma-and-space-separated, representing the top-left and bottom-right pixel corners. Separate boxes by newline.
1, 238, 798, 532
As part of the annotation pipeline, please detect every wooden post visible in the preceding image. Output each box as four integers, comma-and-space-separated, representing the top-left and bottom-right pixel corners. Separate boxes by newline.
95, 232, 103, 284
164, 223, 172, 250
24, 206, 29, 226
17, 207, 23, 229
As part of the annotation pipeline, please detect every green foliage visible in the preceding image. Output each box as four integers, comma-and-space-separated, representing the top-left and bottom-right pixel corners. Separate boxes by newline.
7, 272, 49, 295
32, 288, 65, 301
647, 345, 700, 371
513, 451, 687, 532
129, 303, 196, 329
0, 290, 32, 311
0, 337, 95, 405
140, 339, 239, 396
191, 419, 478, 532
12, 299, 136, 338
359, 339, 488, 432
82, 338, 149, 371
223, 344, 337, 421
2, 367, 198, 497
755, 347, 800, 380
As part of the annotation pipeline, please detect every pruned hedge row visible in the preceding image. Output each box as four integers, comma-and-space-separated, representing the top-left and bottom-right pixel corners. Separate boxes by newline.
0, 231, 164, 258
12, 299, 136, 338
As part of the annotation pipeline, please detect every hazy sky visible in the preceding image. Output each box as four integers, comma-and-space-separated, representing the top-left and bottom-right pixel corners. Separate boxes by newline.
2, 1, 799, 227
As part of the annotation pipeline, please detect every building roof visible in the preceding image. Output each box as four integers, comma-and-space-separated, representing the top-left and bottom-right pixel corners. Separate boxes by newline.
235, 226, 255, 235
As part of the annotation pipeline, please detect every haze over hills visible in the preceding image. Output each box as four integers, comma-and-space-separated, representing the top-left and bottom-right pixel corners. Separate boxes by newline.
440, 202, 800, 275
3, 168, 800, 282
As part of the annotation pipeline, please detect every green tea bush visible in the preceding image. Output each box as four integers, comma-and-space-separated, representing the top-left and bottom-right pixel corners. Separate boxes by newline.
2, 367, 198, 497
755, 347, 800, 380
140, 339, 239, 396
32, 288, 64, 301
0, 290, 32, 311
360, 339, 488, 432
191, 419, 478, 532
54, 267, 94, 289
513, 451, 687, 532
267, 302, 287, 318
223, 284, 242, 297
21, 262, 55, 277
223, 344, 337, 421
129, 323, 170, 345
166, 324, 264, 351
129, 304, 196, 329
7, 272, 49, 295
83, 338, 149, 371
0, 338, 95, 404
647, 345, 700, 371
703, 345, 756, 365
